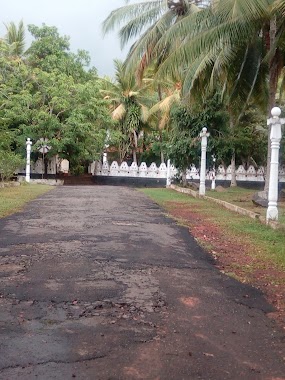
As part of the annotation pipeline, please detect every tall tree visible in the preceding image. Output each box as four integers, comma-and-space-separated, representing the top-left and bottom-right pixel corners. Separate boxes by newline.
0, 24, 112, 174
103, 0, 202, 81
155, 0, 276, 187
104, 0, 285, 190
3, 20, 25, 57
100, 59, 151, 163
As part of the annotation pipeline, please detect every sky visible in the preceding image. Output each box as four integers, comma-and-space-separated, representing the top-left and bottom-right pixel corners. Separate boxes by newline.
0, 0, 136, 77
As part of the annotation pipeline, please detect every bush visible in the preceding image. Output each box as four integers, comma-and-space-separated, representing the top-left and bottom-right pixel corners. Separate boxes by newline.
71, 164, 85, 176
0, 151, 23, 182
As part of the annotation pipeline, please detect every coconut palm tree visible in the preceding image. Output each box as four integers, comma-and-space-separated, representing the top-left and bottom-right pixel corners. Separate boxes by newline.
157, 2, 270, 184
146, 76, 181, 162
103, 0, 205, 81
103, 1, 196, 163
3, 21, 25, 57
104, 0, 285, 188
156, 0, 285, 188
178, 0, 284, 188
100, 59, 152, 163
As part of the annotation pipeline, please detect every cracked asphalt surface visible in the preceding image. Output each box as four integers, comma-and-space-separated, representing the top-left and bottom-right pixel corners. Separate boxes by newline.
0, 186, 284, 380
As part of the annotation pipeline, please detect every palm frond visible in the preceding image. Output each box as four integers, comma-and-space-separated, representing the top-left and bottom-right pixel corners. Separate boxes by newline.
112, 104, 126, 120
4, 20, 25, 56
140, 104, 150, 122
125, 9, 175, 77
213, 0, 272, 23
118, 6, 167, 48
273, 0, 285, 15
102, 1, 166, 46
149, 90, 180, 114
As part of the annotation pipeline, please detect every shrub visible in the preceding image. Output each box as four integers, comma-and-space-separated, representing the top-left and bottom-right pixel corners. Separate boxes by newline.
0, 151, 23, 182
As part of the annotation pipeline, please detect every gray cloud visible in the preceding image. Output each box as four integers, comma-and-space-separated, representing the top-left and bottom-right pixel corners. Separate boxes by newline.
1, 0, 134, 76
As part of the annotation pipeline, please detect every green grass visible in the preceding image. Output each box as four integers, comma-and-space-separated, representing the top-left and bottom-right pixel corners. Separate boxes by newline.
0, 183, 53, 218
140, 188, 285, 270
206, 186, 256, 200
142, 188, 195, 204
206, 186, 285, 226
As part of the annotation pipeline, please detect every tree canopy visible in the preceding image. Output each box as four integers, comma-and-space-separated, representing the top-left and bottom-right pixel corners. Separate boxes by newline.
0, 22, 113, 176
103, 0, 285, 187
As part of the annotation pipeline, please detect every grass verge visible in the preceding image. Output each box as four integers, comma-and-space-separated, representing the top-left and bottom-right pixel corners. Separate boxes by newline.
0, 183, 53, 218
206, 186, 285, 226
140, 188, 285, 272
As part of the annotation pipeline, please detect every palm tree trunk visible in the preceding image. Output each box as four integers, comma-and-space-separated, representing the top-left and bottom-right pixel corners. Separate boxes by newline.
159, 130, 165, 164
132, 130, 138, 164
158, 85, 165, 164
132, 150, 137, 164
181, 170, 187, 187
230, 152, 237, 187
119, 141, 127, 164
229, 111, 237, 187
265, 17, 279, 192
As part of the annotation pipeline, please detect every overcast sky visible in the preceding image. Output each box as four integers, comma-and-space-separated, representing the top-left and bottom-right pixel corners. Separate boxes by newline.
1, 0, 136, 77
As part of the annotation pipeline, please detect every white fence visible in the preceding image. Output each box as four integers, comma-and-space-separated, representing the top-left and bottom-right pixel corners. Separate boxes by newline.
19, 156, 69, 175
90, 161, 285, 183
19, 157, 285, 183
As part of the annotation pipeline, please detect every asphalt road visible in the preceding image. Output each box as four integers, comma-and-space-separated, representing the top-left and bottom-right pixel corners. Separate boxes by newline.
0, 186, 284, 380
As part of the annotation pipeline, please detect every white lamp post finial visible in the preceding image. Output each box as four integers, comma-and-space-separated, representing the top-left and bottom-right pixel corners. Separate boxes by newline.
271, 107, 281, 117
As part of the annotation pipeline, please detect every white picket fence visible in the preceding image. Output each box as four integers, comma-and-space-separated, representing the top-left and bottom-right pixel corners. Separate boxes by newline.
90, 161, 285, 182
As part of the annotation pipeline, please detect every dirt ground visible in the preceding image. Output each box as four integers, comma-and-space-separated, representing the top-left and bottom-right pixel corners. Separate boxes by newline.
167, 201, 285, 330
0, 186, 284, 380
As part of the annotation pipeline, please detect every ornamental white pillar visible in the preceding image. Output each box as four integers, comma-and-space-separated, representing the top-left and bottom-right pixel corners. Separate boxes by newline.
266, 107, 284, 222
166, 159, 171, 187
25, 138, 32, 183
199, 127, 210, 196
211, 155, 216, 190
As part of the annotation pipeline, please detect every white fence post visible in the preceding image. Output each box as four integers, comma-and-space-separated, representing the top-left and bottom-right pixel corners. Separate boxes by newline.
25, 138, 32, 183
266, 107, 284, 222
166, 159, 171, 187
199, 127, 210, 196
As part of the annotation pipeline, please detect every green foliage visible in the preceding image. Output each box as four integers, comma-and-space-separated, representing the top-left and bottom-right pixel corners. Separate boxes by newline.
70, 164, 85, 176
125, 102, 141, 131
26, 24, 70, 68
0, 128, 23, 181
139, 91, 269, 172
139, 130, 163, 165
3, 20, 25, 57
166, 93, 229, 171
101, 59, 152, 163
234, 108, 268, 167
104, 0, 282, 182
0, 151, 23, 181
26, 24, 92, 81
0, 23, 112, 173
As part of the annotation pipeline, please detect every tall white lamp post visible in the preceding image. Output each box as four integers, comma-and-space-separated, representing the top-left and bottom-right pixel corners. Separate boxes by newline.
199, 127, 210, 196
25, 138, 32, 183
266, 107, 284, 222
